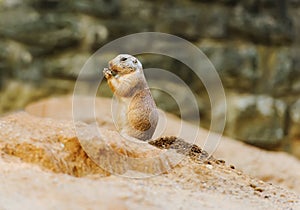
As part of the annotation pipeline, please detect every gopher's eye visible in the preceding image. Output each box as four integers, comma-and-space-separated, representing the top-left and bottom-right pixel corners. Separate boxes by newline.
120, 57, 127, 62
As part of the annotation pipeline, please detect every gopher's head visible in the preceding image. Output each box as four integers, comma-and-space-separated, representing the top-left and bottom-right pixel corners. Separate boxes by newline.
108, 54, 143, 77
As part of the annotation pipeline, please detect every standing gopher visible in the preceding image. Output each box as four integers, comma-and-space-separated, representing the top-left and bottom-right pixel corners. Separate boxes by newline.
103, 54, 158, 141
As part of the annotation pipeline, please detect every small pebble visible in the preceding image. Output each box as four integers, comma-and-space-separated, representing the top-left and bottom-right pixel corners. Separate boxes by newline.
206, 164, 213, 169
254, 188, 264, 192
217, 159, 225, 164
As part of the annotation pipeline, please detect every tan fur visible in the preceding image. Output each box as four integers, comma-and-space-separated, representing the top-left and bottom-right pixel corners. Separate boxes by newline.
103, 54, 158, 141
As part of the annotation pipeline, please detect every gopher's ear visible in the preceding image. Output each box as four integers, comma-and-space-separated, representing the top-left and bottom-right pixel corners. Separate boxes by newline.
133, 59, 138, 64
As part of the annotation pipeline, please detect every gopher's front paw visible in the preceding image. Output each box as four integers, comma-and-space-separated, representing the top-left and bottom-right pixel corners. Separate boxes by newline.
103, 68, 112, 79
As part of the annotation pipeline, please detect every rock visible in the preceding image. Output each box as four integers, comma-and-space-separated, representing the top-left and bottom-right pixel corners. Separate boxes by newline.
70, 0, 120, 17
198, 40, 258, 91
240, 0, 280, 9
155, 6, 202, 41
120, 0, 155, 21
229, 4, 294, 44
42, 52, 91, 79
292, 75, 300, 94
28, 0, 120, 17
290, 99, 300, 139
104, 20, 152, 41
0, 10, 82, 55
0, 40, 32, 77
291, 48, 300, 93
291, 139, 300, 159
224, 93, 287, 148
0, 81, 47, 113
0, 0, 23, 8
0, 96, 299, 209
155, 5, 228, 40
0, 5, 39, 27
78, 15, 108, 50
270, 48, 293, 94
202, 5, 230, 39
28, 0, 62, 10
150, 80, 194, 119
256, 47, 293, 95
0, 80, 75, 114
0, 70, 3, 89
138, 55, 197, 87
289, 0, 300, 7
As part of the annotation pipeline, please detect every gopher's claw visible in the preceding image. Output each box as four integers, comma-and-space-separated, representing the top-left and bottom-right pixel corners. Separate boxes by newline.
103, 68, 112, 79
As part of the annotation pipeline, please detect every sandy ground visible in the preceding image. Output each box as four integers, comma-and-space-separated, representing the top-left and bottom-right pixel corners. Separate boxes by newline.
0, 96, 299, 210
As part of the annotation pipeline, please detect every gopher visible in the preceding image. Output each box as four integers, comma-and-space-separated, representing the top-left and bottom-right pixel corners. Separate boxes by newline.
103, 54, 158, 141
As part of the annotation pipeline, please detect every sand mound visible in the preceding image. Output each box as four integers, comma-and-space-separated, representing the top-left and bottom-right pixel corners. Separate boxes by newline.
0, 96, 299, 209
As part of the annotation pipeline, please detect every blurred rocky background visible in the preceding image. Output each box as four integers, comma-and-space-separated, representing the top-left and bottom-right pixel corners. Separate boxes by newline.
0, 0, 299, 158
